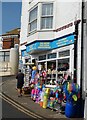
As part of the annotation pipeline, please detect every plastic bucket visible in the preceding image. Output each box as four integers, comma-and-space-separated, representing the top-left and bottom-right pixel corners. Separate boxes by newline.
76, 99, 84, 118
65, 101, 77, 118
43, 101, 48, 108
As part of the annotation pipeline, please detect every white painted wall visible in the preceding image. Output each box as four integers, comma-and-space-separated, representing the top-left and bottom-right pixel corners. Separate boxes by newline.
27, 31, 54, 43
21, 0, 82, 43
27, 0, 81, 43
20, 0, 29, 62
20, 0, 29, 45
54, 2, 82, 38
10, 48, 19, 75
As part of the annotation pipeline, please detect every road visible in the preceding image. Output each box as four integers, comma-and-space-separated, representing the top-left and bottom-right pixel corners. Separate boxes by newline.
1, 98, 33, 119
1, 76, 39, 119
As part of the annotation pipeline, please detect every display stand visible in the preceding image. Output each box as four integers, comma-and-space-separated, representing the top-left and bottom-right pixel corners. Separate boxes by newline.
22, 62, 34, 95
24, 68, 30, 87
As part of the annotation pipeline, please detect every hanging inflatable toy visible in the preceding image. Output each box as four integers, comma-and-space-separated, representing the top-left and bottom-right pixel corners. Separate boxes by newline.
31, 66, 37, 81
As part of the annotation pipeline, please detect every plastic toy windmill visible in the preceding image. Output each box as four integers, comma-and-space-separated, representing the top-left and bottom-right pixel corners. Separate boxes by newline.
63, 82, 80, 102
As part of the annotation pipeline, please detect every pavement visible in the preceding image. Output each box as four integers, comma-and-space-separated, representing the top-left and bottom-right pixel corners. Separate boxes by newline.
1, 76, 85, 120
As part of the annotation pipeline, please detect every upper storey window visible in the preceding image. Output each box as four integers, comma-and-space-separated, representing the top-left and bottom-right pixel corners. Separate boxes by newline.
41, 3, 53, 29
29, 6, 38, 32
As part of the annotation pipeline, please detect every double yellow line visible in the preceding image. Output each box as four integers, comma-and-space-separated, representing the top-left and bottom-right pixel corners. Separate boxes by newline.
0, 92, 46, 120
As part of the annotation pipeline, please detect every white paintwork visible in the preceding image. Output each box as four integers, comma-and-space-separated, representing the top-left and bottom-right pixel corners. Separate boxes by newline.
20, 0, 82, 43
20, 1, 29, 45
10, 48, 19, 75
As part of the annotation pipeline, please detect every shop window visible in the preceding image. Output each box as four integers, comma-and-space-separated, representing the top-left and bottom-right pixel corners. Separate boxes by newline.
47, 53, 56, 59
41, 3, 53, 29
47, 60, 56, 70
47, 60, 56, 85
58, 58, 69, 71
59, 50, 70, 57
38, 62, 46, 71
39, 55, 46, 61
0, 51, 10, 62
28, 6, 38, 32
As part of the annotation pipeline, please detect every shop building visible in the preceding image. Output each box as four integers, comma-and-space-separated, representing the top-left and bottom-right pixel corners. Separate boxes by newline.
20, 0, 82, 85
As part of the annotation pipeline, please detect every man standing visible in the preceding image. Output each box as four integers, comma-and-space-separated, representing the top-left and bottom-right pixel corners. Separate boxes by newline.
16, 69, 24, 97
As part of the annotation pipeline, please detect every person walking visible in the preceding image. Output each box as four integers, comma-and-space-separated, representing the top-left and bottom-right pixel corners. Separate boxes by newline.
16, 69, 24, 97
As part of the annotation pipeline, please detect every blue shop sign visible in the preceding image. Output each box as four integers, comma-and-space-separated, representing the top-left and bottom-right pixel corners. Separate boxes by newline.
26, 42, 51, 52
26, 34, 74, 53
21, 49, 29, 57
52, 35, 74, 49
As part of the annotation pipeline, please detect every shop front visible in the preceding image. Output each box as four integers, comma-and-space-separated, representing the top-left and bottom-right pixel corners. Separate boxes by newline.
26, 33, 74, 86
21, 33, 83, 118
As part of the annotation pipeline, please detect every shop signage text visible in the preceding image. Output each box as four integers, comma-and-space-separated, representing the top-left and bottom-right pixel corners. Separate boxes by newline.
26, 42, 51, 52
26, 34, 74, 54
52, 35, 74, 48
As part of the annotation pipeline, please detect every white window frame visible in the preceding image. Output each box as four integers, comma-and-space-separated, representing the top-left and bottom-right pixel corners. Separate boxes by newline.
41, 2, 53, 30
28, 6, 38, 34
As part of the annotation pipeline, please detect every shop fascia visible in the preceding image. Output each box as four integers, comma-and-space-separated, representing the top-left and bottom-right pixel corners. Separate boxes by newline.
26, 33, 74, 53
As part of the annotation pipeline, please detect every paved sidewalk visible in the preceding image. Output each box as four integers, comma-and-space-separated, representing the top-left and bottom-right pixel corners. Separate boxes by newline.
1, 77, 84, 119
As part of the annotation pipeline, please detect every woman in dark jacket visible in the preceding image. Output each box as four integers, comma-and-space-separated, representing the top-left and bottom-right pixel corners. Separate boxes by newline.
16, 69, 24, 97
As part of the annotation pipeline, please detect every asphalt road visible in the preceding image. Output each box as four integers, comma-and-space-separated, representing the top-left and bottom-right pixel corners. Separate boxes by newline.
2, 98, 32, 119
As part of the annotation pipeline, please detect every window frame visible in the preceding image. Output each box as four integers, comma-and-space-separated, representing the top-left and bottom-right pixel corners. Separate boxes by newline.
28, 6, 38, 33
47, 53, 56, 59
41, 2, 53, 30
39, 54, 46, 61
59, 50, 70, 58
0, 51, 10, 62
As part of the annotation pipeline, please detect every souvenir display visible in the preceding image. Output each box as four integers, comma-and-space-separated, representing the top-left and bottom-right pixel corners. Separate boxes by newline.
22, 63, 81, 118
43, 88, 50, 108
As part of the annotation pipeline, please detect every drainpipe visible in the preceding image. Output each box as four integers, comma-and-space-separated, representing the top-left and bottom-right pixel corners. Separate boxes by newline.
78, 1, 85, 118
81, 1, 87, 119
74, 20, 80, 83
80, 1, 84, 99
